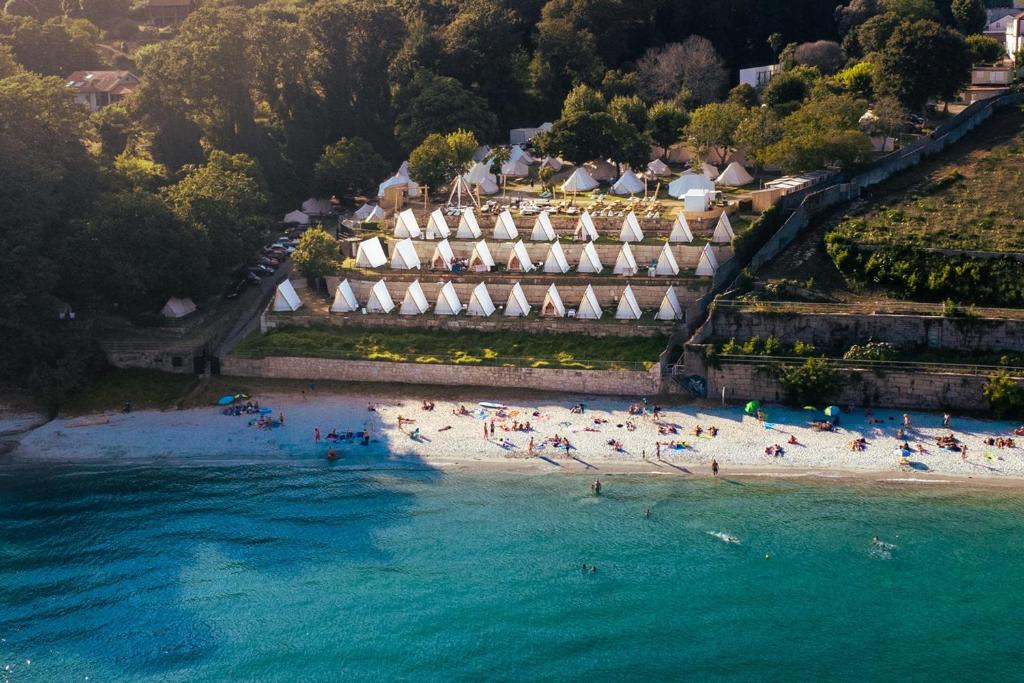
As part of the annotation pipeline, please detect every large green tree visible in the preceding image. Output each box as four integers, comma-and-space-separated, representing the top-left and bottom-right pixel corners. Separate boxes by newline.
0, 15, 99, 75
408, 129, 479, 195
686, 102, 746, 165
951, 0, 985, 35
876, 19, 971, 111
394, 70, 497, 151
646, 100, 688, 154
313, 137, 389, 198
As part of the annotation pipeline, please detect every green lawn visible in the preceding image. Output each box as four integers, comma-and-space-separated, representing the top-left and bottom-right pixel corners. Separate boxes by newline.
234, 325, 667, 370
63, 368, 199, 415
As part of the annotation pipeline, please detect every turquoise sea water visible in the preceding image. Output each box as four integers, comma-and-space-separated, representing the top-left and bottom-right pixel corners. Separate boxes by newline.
2, 459, 1024, 681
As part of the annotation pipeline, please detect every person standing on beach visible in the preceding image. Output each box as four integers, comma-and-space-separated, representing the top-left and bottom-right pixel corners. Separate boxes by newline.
656, 443, 661, 461
712, 459, 719, 477
943, 413, 951, 428
279, 413, 285, 427
489, 419, 495, 437
314, 428, 321, 444
528, 437, 534, 454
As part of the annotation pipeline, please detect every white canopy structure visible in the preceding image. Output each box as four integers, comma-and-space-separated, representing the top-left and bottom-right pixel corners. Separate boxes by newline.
615, 285, 642, 320
473, 145, 491, 162
448, 175, 476, 208
456, 209, 482, 239
468, 240, 495, 271
161, 297, 195, 319
701, 162, 719, 181
390, 238, 421, 270
330, 280, 358, 313
273, 280, 302, 312
647, 158, 671, 177
493, 209, 519, 240
540, 156, 562, 171
541, 284, 566, 317
543, 240, 570, 274
504, 282, 531, 317
302, 198, 333, 215
656, 286, 683, 321
378, 173, 417, 198
366, 280, 395, 313
394, 208, 422, 239
425, 209, 450, 240
356, 237, 387, 268
561, 167, 598, 193
501, 157, 529, 178
613, 242, 639, 276
576, 284, 603, 320
430, 239, 455, 270
669, 214, 694, 243
712, 212, 735, 243
611, 169, 645, 196
467, 282, 496, 317
434, 281, 462, 316
573, 210, 599, 241
619, 211, 644, 242
695, 244, 719, 277
656, 243, 680, 276
531, 211, 556, 241
284, 210, 310, 225
668, 172, 715, 198
586, 159, 616, 182
506, 240, 535, 273
578, 241, 604, 273
684, 189, 711, 212
400, 280, 429, 315
716, 161, 754, 186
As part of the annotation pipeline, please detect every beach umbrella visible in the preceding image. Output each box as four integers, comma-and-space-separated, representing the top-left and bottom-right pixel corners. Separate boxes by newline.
803, 406, 816, 411
217, 395, 235, 406
744, 400, 760, 415
824, 406, 841, 417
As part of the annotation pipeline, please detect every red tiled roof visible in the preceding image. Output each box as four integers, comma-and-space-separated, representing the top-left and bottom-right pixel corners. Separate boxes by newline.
65, 71, 140, 95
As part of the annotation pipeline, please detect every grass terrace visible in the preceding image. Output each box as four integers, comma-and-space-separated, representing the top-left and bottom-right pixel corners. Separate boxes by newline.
235, 325, 668, 370
63, 369, 200, 415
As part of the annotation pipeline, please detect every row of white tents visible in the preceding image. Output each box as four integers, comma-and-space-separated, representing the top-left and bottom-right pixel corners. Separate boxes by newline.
327, 279, 684, 321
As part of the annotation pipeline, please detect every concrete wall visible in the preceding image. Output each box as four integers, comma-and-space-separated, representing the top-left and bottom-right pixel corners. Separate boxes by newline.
221, 355, 664, 396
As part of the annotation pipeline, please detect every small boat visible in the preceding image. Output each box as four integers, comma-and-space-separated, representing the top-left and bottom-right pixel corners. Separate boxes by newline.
478, 402, 507, 410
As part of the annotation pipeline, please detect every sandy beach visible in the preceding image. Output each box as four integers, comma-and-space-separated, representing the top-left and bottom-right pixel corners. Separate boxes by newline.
7, 387, 1024, 487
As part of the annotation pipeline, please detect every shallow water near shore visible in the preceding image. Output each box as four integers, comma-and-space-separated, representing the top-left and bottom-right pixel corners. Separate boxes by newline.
2, 460, 1024, 680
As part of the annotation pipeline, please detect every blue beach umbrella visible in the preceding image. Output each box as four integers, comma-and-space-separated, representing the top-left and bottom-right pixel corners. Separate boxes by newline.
217, 395, 235, 406
824, 405, 841, 417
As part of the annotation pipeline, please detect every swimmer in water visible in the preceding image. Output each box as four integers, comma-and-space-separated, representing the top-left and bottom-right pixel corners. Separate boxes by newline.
644, 508, 651, 518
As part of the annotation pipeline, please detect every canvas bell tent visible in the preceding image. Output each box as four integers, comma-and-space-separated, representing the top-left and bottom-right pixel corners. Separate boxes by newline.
468, 241, 495, 271
400, 280, 430, 315
355, 237, 387, 268
273, 280, 302, 312
695, 244, 719, 276
330, 280, 358, 313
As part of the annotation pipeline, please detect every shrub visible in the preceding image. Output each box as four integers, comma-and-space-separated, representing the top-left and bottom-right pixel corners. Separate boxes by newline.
721, 337, 740, 354
763, 336, 782, 356
776, 357, 843, 406
983, 370, 1024, 419
740, 336, 761, 354
793, 340, 817, 356
843, 341, 897, 361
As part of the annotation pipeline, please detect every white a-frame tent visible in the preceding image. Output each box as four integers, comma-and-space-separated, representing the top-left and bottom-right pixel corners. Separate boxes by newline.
467, 282, 496, 317
434, 281, 463, 315
541, 284, 566, 317
615, 284, 642, 320
425, 209, 450, 239
576, 284, 603, 320
577, 241, 603, 273
468, 240, 495, 271
394, 208, 422, 239
695, 244, 719, 276
456, 209, 482, 239
506, 240, 535, 273
273, 280, 302, 312
573, 210, 599, 241
712, 212, 735, 243
391, 238, 421, 270
493, 209, 519, 240
366, 279, 395, 313
656, 286, 683, 320
619, 211, 645, 242
668, 213, 694, 243
504, 282, 531, 317
355, 237, 387, 268
613, 242, 638, 276
544, 240, 570, 274
430, 239, 455, 270
531, 211, 557, 241
330, 279, 358, 313
656, 243, 679, 276
400, 280, 429, 315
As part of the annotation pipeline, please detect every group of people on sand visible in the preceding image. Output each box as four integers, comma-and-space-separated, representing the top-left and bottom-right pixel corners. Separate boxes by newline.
223, 400, 261, 416
250, 412, 283, 429
421, 401, 435, 411
690, 425, 718, 437
984, 436, 1016, 449
764, 443, 786, 458
606, 438, 625, 452
848, 437, 868, 452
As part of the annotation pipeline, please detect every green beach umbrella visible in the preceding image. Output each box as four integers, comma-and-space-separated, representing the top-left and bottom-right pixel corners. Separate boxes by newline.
803, 406, 816, 411
744, 400, 760, 415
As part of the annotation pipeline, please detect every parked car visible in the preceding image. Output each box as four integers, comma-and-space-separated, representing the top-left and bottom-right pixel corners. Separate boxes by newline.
224, 279, 248, 299
259, 257, 280, 268
248, 265, 274, 277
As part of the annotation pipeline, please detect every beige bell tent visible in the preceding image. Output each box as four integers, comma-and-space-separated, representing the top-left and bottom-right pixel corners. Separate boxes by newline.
695, 244, 719, 277
543, 240, 570, 274
561, 167, 599, 194
712, 212, 735, 243
353, 203, 375, 220
302, 198, 333, 215
510, 145, 535, 164
468, 240, 495, 271
716, 161, 754, 186
400, 280, 429, 315
330, 280, 358, 313
394, 208, 422, 239
504, 282, 531, 317
541, 283, 566, 317
531, 211, 557, 241
466, 161, 494, 185
355, 237, 387, 268
611, 169, 645, 196
540, 156, 562, 172
656, 286, 683, 320
425, 209, 450, 239
668, 172, 714, 198
467, 282, 496, 317
506, 240, 535, 273
284, 210, 310, 225
434, 281, 463, 315
573, 210, 599, 241
656, 243, 680, 276
390, 238, 421, 270
577, 241, 604, 273
366, 280, 395, 313
619, 211, 644, 242
493, 209, 519, 240
576, 284, 603, 320
430, 239, 455, 270
273, 280, 302, 312
161, 297, 196, 319
668, 214, 694, 243
613, 242, 639, 276
615, 284, 642, 320
585, 159, 616, 182
456, 209, 482, 239
647, 158, 671, 177
501, 157, 529, 178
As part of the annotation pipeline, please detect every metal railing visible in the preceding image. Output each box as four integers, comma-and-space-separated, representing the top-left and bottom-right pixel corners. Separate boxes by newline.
710, 353, 1024, 377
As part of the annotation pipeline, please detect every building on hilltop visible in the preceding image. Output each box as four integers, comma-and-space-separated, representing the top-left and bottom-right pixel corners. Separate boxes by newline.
65, 71, 139, 111
738, 64, 779, 90
149, 0, 194, 27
